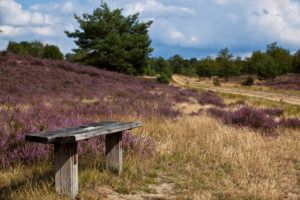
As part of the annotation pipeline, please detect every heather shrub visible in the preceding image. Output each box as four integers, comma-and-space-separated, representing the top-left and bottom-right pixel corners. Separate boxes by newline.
208, 107, 278, 134
241, 76, 254, 86
198, 91, 225, 107
230, 107, 277, 132
259, 74, 300, 90
207, 108, 231, 123
0, 105, 156, 168
279, 118, 300, 129
261, 108, 284, 117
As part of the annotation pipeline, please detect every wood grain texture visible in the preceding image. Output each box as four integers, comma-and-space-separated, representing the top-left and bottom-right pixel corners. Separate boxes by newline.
105, 132, 123, 175
25, 121, 142, 144
54, 142, 78, 199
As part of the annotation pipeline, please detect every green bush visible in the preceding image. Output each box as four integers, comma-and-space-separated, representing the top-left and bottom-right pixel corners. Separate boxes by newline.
213, 76, 221, 86
157, 72, 170, 84
241, 76, 254, 86
6, 41, 63, 60
41, 45, 63, 60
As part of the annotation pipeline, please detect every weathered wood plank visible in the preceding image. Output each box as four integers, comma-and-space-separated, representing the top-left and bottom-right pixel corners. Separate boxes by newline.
105, 132, 123, 175
25, 121, 142, 144
54, 142, 78, 199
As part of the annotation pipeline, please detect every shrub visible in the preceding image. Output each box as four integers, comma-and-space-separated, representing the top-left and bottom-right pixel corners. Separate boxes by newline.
198, 91, 225, 107
261, 108, 284, 117
208, 106, 278, 134
41, 45, 64, 60
259, 75, 300, 91
213, 76, 221, 86
208, 106, 300, 133
241, 76, 254, 86
231, 107, 277, 132
6, 41, 63, 60
279, 118, 300, 129
157, 72, 170, 84
207, 108, 231, 123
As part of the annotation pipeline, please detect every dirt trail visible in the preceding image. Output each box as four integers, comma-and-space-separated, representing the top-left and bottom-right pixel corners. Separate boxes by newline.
173, 75, 300, 106
85, 176, 176, 200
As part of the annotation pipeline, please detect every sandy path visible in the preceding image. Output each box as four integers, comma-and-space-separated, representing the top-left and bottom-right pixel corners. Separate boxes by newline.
86, 175, 176, 200
173, 75, 300, 106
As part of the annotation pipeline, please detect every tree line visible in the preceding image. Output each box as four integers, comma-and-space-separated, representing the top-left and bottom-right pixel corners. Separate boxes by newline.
147, 43, 300, 83
6, 41, 64, 60
3, 2, 300, 84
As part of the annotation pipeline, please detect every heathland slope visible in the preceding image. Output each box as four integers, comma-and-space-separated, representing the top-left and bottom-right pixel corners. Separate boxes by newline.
0, 52, 299, 200
0, 52, 203, 118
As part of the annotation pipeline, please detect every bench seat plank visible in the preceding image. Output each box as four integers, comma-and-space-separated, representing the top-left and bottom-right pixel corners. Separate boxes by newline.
25, 121, 142, 144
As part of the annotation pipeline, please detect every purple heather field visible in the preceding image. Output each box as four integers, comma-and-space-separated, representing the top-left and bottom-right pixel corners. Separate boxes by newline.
0, 52, 299, 168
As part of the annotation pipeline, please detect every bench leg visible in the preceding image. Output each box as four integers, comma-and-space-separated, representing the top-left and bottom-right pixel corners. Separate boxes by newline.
105, 131, 123, 175
54, 142, 78, 199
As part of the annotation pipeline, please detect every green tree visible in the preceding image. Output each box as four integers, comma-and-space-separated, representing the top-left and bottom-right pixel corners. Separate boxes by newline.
250, 51, 277, 80
233, 56, 243, 75
185, 58, 197, 76
7, 41, 22, 54
293, 50, 300, 73
7, 41, 41, 56
65, 2, 153, 75
28, 41, 44, 57
244, 56, 256, 74
266, 42, 292, 74
168, 54, 185, 74
6, 40, 63, 60
41, 45, 64, 60
154, 57, 172, 84
197, 56, 218, 79
216, 48, 234, 81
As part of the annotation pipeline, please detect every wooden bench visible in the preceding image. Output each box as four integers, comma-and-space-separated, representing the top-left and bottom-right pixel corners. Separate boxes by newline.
25, 121, 142, 199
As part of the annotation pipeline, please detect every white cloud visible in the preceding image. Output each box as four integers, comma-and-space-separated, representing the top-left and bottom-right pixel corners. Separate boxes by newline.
30, 1, 75, 14
31, 12, 45, 24
247, 0, 300, 44
214, 0, 239, 6
0, 0, 76, 39
0, 0, 50, 26
122, 0, 195, 17
0, 25, 23, 36
62, 2, 75, 13
30, 26, 56, 37
163, 28, 200, 47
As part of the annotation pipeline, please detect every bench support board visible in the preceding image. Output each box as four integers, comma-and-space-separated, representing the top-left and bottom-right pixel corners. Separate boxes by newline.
105, 131, 123, 175
54, 142, 78, 199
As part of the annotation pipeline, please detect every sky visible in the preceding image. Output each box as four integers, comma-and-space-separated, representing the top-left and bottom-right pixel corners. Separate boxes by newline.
1, 0, 300, 58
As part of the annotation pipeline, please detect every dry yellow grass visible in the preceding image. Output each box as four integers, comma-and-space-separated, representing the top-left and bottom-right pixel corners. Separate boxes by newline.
143, 115, 299, 199
1, 114, 299, 199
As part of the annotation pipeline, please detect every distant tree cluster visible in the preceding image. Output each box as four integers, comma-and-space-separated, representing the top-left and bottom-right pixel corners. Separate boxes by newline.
146, 43, 299, 83
6, 41, 63, 60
